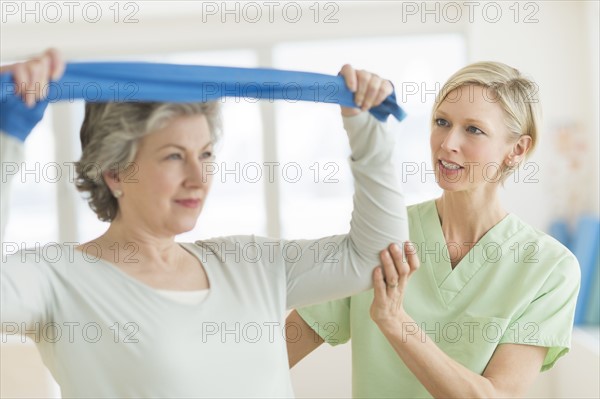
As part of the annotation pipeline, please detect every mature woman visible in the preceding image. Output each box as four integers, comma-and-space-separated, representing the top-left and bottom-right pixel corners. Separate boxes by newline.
0, 49, 408, 397
288, 62, 581, 398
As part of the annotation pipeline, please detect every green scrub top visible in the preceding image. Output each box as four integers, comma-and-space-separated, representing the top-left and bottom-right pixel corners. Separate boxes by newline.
298, 199, 580, 399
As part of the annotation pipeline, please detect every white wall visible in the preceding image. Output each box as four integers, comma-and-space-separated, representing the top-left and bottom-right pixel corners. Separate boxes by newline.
465, 0, 600, 229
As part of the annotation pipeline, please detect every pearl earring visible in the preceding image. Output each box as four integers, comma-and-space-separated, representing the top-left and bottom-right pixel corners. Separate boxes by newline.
113, 189, 123, 198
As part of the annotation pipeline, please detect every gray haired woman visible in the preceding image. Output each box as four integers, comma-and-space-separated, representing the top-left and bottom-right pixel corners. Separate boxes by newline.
0, 49, 408, 397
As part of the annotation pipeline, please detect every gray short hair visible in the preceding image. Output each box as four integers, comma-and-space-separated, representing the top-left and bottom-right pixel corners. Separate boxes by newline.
75, 102, 222, 222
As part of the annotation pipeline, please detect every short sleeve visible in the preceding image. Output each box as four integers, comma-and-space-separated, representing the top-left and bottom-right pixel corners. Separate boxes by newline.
297, 297, 352, 346
499, 254, 581, 371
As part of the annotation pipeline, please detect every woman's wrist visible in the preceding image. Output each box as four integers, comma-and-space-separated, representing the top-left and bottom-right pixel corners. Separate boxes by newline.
341, 106, 361, 117
375, 308, 413, 337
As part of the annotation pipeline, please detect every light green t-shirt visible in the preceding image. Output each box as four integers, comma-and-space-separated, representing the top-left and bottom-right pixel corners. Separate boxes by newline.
298, 199, 581, 398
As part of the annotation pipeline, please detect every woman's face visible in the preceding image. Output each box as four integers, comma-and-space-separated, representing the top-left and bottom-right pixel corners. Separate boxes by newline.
115, 114, 214, 237
430, 85, 514, 193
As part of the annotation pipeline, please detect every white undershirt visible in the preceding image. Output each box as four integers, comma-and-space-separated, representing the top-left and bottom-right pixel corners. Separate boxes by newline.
154, 289, 210, 305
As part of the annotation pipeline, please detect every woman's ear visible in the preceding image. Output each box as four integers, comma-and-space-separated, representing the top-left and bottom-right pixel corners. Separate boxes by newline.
103, 169, 121, 193
511, 135, 532, 162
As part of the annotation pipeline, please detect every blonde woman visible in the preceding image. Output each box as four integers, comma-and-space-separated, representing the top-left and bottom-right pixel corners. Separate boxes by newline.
288, 62, 581, 398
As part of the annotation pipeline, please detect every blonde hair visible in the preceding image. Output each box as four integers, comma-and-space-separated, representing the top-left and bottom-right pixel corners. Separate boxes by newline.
75, 102, 222, 222
433, 61, 541, 182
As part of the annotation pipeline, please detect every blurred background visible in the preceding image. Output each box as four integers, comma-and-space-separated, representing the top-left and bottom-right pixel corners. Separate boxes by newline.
1, 1, 598, 398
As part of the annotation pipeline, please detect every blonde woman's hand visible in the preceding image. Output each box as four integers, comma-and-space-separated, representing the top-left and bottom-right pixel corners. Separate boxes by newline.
370, 242, 420, 330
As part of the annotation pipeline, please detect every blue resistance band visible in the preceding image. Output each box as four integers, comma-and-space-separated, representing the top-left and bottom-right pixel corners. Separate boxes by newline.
0, 62, 406, 141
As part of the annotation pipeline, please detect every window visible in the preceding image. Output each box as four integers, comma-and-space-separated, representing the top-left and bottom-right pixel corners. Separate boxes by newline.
2, 34, 466, 251
273, 34, 466, 238
3, 114, 58, 247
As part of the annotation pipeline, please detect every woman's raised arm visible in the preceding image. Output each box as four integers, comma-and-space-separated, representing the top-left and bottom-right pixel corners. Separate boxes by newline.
1, 49, 65, 237
279, 65, 408, 309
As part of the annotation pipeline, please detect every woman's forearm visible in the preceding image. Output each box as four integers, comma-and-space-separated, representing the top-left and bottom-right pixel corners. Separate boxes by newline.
343, 112, 408, 272
0, 131, 25, 239
283, 113, 409, 309
378, 312, 497, 399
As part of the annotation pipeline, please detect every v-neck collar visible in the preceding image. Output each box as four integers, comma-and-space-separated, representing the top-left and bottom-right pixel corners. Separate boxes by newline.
418, 200, 518, 305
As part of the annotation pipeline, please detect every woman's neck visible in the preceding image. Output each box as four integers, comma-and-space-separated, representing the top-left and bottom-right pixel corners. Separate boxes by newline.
435, 189, 507, 244
91, 220, 183, 271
